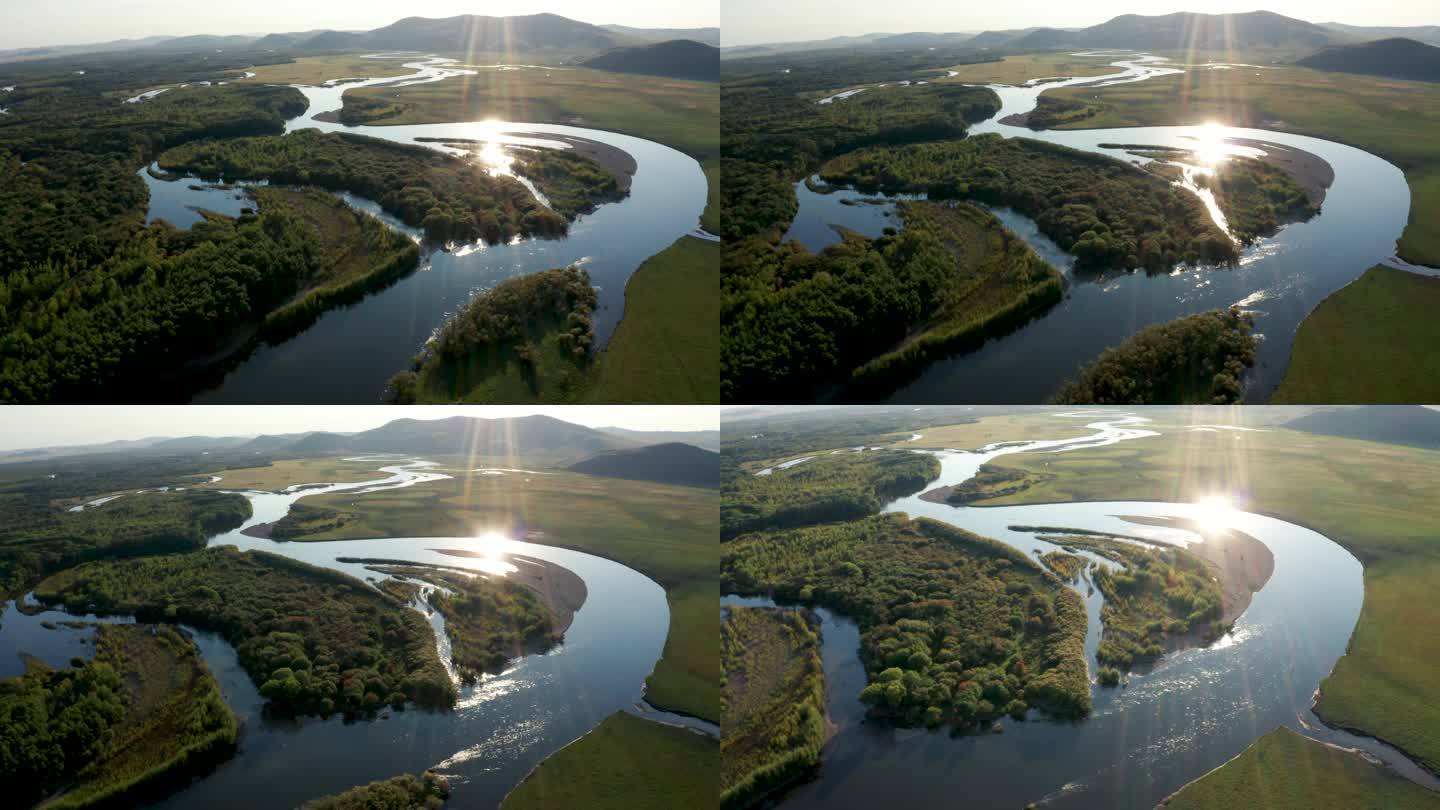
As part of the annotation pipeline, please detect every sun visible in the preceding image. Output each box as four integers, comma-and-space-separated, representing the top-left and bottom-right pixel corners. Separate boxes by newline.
1193, 495, 1239, 533
1190, 121, 1230, 166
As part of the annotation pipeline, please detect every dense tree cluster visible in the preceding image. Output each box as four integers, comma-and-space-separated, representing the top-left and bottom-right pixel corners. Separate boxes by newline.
389, 266, 598, 403
0, 188, 417, 402
721, 607, 826, 810
301, 771, 449, 810
722, 202, 1062, 402
1042, 535, 1225, 669
721, 450, 940, 539
820, 135, 1239, 271
1196, 156, 1317, 244
0, 489, 250, 603
722, 514, 1092, 726
1055, 308, 1257, 404
33, 547, 457, 717
159, 129, 566, 244
509, 147, 627, 219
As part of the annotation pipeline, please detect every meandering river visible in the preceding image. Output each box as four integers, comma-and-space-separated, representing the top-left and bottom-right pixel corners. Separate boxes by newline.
0, 457, 711, 807
787, 54, 1412, 403
724, 413, 1437, 808
142, 57, 708, 403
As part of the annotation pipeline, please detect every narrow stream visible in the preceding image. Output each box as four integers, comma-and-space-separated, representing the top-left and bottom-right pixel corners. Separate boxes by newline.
1, 456, 710, 808
139, 57, 708, 403
788, 53, 1412, 403
725, 413, 1437, 808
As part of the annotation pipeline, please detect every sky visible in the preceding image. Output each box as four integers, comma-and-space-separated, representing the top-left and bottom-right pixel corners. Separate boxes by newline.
0, 406, 718, 451
723, 0, 1438, 47
2, 0, 719, 51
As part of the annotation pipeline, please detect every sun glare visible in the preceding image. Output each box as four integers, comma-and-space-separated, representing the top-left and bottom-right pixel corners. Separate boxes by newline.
1193, 495, 1239, 533
1190, 121, 1230, 166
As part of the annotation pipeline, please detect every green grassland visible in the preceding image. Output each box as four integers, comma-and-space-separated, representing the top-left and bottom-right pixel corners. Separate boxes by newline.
588, 236, 720, 403
1041, 64, 1440, 266
239, 55, 416, 86
723, 514, 1092, 725
1272, 266, 1440, 403
721, 607, 826, 810
976, 423, 1440, 774
275, 467, 720, 723
2, 624, 237, 810
938, 53, 1123, 86
193, 457, 392, 491
1162, 727, 1440, 809
501, 711, 718, 810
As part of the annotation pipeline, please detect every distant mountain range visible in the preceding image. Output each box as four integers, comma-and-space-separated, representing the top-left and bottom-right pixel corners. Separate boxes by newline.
1284, 406, 1440, 449
1297, 37, 1440, 81
567, 442, 720, 488
1319, 22, 1440, 47
0, 416, 718, 464
0, 14, 717, 64
579, 39, 719, 81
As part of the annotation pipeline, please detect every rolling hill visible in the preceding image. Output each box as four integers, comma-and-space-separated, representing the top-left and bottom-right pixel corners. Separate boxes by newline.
568, 442, 720, 488
601, 24, 720, 48
580, 39, 719, 80
1285, 406, 1440, 449
1006, 10, 1340, 51
1319, 22, 1440, 46
1297, 37, 1440, 81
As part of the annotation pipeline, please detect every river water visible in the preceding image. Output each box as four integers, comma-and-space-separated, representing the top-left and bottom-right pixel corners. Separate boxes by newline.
139, 57, 708, 403
0, 456, 710, 808
724, 413, 1437, 808
786, 54, 1412, 403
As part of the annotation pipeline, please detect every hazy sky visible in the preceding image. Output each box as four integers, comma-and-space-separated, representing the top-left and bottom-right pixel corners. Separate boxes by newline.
3, 0, 718, 51
0, 406, 718, 451
723, 1, 1438, 47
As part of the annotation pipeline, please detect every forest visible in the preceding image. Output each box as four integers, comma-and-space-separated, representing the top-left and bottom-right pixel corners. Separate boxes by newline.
157, 129, 571, 244
0, 624, 236, 810
722, 514, 1091, 727
33, 546, 457, 716
300, 771, 449, 810
388, 265, 599, 404
1054, 308, 1257, 404
1039, 535, 1225, 670
720, 450, 940, 539
0, 489, 250, 603
818, 135, 1238, 271
722, 201, 1063, 402
510, 147, 627, 219
721, 607, 827, 810
1195, 156, 1318, 244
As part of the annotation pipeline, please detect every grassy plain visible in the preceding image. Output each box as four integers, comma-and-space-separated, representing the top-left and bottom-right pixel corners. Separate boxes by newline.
280, 466, 720, 723
501, 711, 717, 810
1162, 727, 1440, 809
193, 457, 389, 491
977, 422, 1440, 774
902, 413, 1096, 449
1271, 266, 1440, 403
237, 55, 415, 86
1043, 64, 1440, 266
589, 236, 720, 403
939, 53, 1121, 85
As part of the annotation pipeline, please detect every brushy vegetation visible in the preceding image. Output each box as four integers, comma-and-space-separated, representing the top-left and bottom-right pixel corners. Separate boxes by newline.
268, 503, 356, 540
721, 607, 827, 810
1046, 536, 1225, 669
0, 489, 250, 604
1040, 551, 1087, 583
0, 624, 237, 810
938, 467, 1049, 504
1272, 266, 1440, 403
1196, 156, 1317, 245
1055, 309, 1257, 404
300, 771, 449, 810
510, 147, 627, 219
33, 547, 456, 717
1162, 727, 1440, 809
158, 129, 569, 244
722, 201, 1062, 402
819, 135, 1237, 272
388, 266, 599, 404
502, 710, 717, 810
723, 514, 1092, 727
721, 450, 939, 539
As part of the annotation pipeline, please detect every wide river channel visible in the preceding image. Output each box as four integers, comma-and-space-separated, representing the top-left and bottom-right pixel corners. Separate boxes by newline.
140, 57, 709, 403
785, 54, 1414, 403
0, 458, 713, 807
724, 412, 1438, 808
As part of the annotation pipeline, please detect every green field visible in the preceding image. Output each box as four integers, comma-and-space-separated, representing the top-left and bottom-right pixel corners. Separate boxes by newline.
1042, 63, 1440, 266
1162, 727, 1440, 809
194, 457, 392, 491
977, 420, 1440, 774
501, 711, 717, 810
938, 53, 1123, 86
239, 55, 416, 86
589, 236, 719, 403
1272, 266, 1440, 403
280, 466, 720, 723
